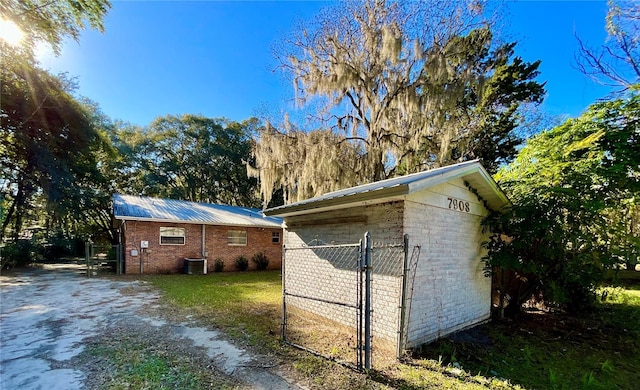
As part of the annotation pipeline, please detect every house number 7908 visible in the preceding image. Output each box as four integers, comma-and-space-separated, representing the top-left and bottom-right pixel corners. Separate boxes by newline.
447, 197, 470, 212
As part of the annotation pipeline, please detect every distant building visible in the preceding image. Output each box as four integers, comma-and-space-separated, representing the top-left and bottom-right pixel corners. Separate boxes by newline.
112, 194, 283, 274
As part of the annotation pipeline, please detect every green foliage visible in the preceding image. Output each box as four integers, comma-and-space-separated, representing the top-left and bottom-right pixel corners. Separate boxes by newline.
148, 272, 515, 389
86, 333, 234, 389
152, 275, 640, 389
213, 258, 224, 272
251, 252, 269, 271
233, 255, 249, 271
1, 239, 39, 269
146, 272, 282, 348
0, 1, 118, 246
0, 0, 111, 55
1, 55, 103, 238
42, 231, 72, 261
118, 114, 260, 207
485, 92, 640, 313
548, 368, 558, 389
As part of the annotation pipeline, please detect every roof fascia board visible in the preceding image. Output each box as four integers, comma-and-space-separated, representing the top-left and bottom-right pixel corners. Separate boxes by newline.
472, 167, 511, 208
264, 160, 511, 217
409, 164, 510, 210
406, 164, 481, 195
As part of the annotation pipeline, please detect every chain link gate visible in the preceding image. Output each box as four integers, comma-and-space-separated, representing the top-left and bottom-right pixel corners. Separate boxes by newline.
282, 232, 408, 371
85, 242, 123, 276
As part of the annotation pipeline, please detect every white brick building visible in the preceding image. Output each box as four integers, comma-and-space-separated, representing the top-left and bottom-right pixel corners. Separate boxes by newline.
265, 160, 509, 353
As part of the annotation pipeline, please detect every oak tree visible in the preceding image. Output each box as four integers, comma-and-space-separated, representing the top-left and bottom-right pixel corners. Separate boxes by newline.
0, 0, 111, 242
252, 0, 544, 206
126, 115, 261, 207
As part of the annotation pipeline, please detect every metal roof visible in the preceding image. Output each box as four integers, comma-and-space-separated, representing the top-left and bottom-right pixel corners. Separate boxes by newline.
264, 160, 510, 217
113, 194, 282, 228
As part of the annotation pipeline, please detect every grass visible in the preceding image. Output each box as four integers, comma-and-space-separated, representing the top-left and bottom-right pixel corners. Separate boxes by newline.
142, 271, 640, 389
143, 271, 282, 349
88, 346, 199, 389
417, 284, 640, 390
85, 330, 235, 389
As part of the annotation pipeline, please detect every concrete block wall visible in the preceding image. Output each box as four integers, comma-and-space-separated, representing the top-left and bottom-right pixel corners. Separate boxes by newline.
403, 178, 491, 347
122, 220, 282, 274
284, 251, 403, 344
370, 273, 403, 343
284, 201, 404, 246
284, 246, 361, 330
283, 201, 405, 344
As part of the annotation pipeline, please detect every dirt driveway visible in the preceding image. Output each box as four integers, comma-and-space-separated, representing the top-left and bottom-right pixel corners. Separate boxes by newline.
0, 264, 303, 389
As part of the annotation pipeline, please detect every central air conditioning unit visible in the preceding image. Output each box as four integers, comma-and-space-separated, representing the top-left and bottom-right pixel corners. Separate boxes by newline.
183, 258, 207, 275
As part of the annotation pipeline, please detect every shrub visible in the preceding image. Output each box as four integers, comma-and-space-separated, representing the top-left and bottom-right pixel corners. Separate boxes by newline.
43, 232, 72, 261
251, 252, 269, 271
482, 96, 640, 316
213, 258, 224, 272
234, 255, 249, 271
72, 237, 86, 257
1, 240, 37, 269
43, 244, 71, 261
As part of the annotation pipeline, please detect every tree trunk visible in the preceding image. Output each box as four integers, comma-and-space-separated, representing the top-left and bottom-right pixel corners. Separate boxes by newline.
1, 198, 16, 240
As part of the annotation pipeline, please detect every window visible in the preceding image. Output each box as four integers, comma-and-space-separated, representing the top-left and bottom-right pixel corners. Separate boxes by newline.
227, 230, 247, 246
160, 227, 185, 245
272, 231, 280, 244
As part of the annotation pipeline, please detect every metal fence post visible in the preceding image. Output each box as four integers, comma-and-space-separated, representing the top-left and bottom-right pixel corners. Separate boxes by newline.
363, 231, 372, 370
120, 244, 123, 275
281, 244, 287, 342
398, 234, 409, 359
85, 241, 90, 277
357, 238, 363, 369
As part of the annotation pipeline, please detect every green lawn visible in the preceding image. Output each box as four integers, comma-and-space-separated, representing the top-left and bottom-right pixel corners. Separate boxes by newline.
144, 271, 640, 389
144, 271, 282, 349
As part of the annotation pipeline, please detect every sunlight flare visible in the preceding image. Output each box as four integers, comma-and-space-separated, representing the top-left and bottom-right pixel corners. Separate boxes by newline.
0, 18, 23, 46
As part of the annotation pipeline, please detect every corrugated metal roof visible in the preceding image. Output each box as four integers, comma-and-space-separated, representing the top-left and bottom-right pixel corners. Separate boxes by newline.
264, 160, 510, 217
113, 194, 282, 227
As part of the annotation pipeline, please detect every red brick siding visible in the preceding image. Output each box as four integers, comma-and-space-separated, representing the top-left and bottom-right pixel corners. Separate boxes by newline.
122, 220, 282, 274
203, 225, 282, 272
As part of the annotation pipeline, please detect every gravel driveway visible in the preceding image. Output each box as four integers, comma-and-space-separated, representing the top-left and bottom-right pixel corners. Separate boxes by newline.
0, 264, 303, 389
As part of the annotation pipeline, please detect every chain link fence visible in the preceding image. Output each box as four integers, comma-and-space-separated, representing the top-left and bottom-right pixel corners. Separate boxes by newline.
369, 242, 406, 366
282, 242, 363, 368
282, 233, 408, 370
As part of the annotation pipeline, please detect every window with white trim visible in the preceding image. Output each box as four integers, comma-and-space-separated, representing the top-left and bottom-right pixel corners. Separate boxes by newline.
272, 231, 280, 244
227, 230, 247, 246
160, 227, 185, 245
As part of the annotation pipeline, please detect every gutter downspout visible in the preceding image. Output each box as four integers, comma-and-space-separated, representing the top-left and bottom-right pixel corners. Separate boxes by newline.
202, 224, 207, 274
118, 220, 125, 275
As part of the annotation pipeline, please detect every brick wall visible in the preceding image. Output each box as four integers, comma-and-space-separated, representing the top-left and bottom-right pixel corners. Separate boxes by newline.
203, 225, 282, 272
122, 220, 282, 274
403, 178, 491, 347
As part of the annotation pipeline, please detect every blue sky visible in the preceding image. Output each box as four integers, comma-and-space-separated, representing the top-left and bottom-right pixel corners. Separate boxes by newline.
37, 1, 614, 127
